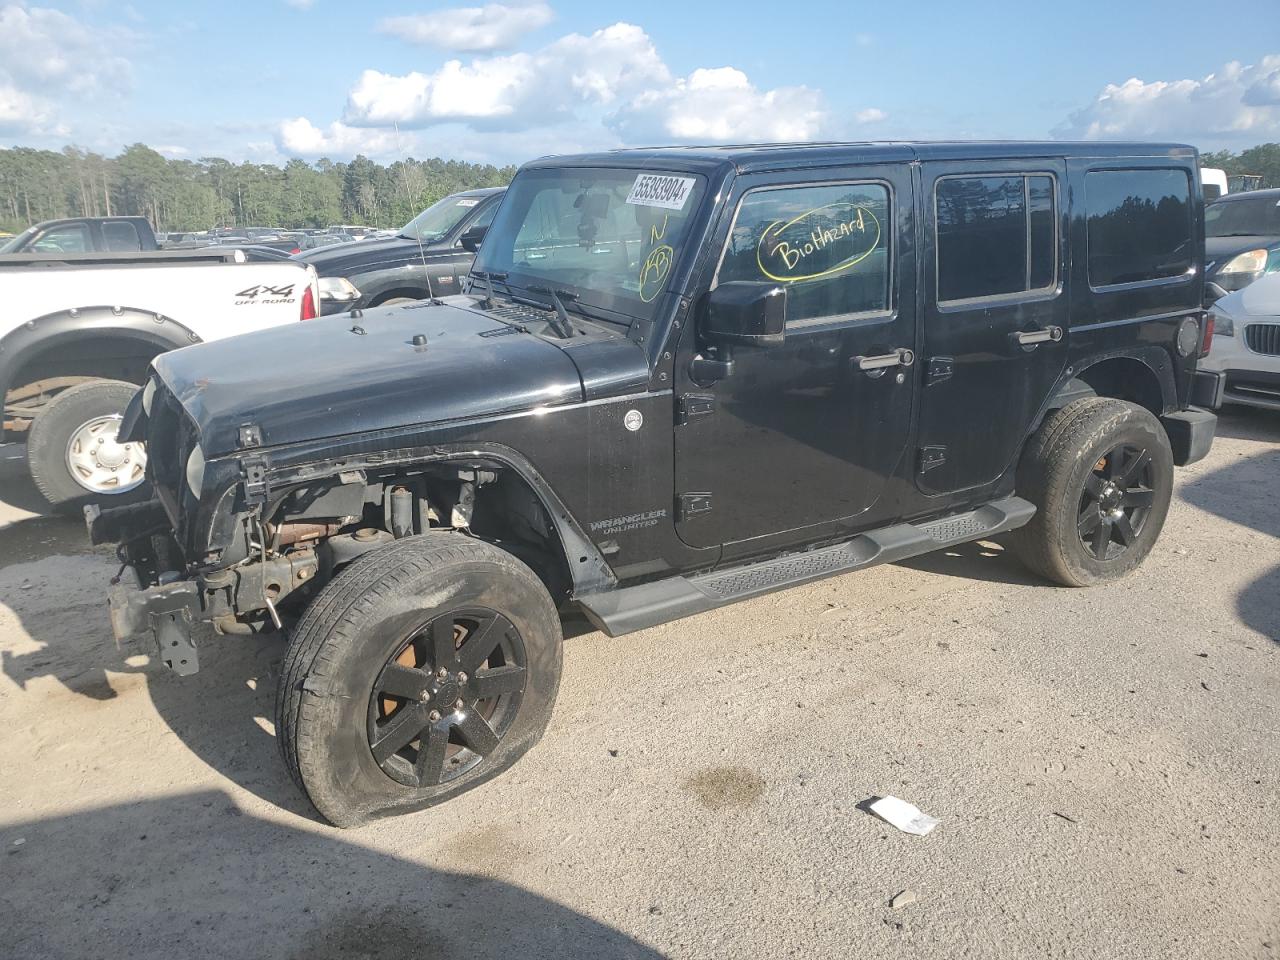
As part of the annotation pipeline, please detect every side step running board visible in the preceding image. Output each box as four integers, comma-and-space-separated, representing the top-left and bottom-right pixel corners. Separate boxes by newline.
577, 496, 1036, 637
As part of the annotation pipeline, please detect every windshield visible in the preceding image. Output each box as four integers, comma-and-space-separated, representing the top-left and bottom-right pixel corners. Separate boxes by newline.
0, 227, 34, 253
472, 167, 707, 322
400, 194, 487, 242
1206, 196, 1280, 237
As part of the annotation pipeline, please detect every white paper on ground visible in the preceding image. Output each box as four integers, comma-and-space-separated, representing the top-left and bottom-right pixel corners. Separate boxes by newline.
869, 795, 940, 837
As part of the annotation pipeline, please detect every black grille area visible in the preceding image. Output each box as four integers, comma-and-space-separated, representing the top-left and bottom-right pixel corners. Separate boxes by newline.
1245, 323, 1280, 356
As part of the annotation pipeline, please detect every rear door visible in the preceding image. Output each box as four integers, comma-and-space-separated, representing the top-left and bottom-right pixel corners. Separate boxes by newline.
915, 160, 1070, 496
674, 165, 917, 549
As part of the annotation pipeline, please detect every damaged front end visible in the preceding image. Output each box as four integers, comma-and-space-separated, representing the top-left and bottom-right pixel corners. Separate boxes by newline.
88, 373, 576, 677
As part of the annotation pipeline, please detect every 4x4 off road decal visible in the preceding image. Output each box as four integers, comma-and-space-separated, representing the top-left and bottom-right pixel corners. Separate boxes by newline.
235, 284, 297, 306
756, 203, 881, 283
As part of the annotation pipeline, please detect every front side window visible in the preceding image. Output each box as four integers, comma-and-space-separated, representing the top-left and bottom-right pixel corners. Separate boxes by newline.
1085, 169, 1193, 288
718, 182, 891, 325
474, 167, 707, 322
935, 174, 1057, 304
31, 224, 90, 253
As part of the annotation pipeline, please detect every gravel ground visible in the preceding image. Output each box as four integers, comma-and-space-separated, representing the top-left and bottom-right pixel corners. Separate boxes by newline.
0, 409, 1277, 960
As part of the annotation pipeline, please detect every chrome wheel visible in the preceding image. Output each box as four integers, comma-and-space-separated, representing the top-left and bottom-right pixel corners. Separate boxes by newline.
65, 414, 146, 494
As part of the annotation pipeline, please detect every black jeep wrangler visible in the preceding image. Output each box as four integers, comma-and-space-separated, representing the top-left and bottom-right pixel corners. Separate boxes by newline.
93, 142, 1220, 827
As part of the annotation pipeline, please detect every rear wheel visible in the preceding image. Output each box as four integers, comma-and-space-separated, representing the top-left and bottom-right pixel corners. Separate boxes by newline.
276, 533, 562, 827
25, 379, 147, 507
1008, 397, 1174, 587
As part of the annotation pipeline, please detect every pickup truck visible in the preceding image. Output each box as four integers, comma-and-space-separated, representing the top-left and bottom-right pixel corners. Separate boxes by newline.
0, 216, 160, 254
1, 248, 319, 506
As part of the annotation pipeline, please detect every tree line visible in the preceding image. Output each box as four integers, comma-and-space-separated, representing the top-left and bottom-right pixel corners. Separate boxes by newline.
3, 140, 1276, 236
1199, 143, 1280, 188
0, 143, 517, 234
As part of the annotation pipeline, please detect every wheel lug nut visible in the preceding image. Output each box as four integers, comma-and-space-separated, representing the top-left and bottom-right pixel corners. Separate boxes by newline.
418, 690, 430, 702
457, 672, 468, 683
428, 710, 441, 722
437, 667, 448, 679
453, 699, 464, 711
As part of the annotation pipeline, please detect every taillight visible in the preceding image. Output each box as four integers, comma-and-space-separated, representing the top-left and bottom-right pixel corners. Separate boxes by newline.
1200, 313, 1214, 358
300, 285, 317, 321
290, 247, 300, 255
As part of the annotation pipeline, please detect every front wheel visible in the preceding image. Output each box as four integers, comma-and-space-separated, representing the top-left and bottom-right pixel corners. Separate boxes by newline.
1008, 397, 1174, 587
276, 533, 563, 827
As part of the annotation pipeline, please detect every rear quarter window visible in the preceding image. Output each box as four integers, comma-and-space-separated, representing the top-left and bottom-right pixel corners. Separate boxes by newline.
1085, 169, 1193, 288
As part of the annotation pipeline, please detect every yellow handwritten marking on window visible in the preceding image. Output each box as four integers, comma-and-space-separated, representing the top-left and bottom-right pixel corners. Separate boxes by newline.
756, 202, 881, 283
650, 214, 669, 245
640, 245, 674, 302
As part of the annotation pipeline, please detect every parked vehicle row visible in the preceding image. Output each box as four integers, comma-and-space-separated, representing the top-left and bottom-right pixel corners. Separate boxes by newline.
302, 188, 504, 313
91, 140, 1219, 827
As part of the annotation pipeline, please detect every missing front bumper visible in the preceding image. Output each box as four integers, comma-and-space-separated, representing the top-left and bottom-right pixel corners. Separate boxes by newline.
108, 567, 201, 676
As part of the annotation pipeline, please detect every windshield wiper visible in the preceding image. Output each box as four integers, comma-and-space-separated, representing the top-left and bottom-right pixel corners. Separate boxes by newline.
528, 285, 578, 338
472, 269, 508, 307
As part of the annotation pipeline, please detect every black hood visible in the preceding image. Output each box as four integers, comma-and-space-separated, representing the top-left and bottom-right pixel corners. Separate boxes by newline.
1206, 235, 1280, 270
152, 300, 591, 457
297, 235, 443, 277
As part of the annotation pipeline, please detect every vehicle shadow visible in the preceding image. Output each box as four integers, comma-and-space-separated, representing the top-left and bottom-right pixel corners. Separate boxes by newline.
2, 790, 666, 960
1178, 437, 1280, 644
896, 538, 1046, 586
1214, 405, 1280, 444
1179, 446, 1280, 539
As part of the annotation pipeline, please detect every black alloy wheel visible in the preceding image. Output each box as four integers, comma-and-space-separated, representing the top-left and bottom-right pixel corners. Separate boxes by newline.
368, 608, 527, 788
1076, 443, 1156, 561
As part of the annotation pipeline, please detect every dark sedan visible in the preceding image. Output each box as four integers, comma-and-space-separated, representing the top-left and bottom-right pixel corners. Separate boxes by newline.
298, 187, 505, 314
1204, 188, 1280, 303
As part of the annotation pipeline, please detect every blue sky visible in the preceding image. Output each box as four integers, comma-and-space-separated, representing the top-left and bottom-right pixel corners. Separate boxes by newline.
2, 0, 1278, 164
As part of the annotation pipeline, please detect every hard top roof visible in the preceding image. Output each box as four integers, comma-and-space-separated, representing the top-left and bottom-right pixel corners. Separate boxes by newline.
523, 141, 1197, 176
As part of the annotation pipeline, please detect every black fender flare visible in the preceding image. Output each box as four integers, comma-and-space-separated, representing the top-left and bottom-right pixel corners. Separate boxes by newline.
0, 305, 200, 421
1031, 345, 1178, 437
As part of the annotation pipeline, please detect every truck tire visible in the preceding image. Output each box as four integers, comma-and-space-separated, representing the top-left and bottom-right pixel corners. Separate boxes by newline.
25, 379, 148, 507
276, 533, 563, 827
1008, 397, 1174, 587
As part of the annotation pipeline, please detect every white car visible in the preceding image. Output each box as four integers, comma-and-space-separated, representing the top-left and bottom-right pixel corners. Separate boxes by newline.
0, 248, 320, 505
1201, 271, 1280, 411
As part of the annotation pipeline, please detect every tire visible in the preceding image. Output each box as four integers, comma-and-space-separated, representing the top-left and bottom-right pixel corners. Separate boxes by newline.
25, 379, 148, 508
276, 533, 563, 827
1008, 397, 1174, 587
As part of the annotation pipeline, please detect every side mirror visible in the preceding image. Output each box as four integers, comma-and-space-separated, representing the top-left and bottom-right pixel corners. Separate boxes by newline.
704, 281, 787, 347
460, 225, 489, 253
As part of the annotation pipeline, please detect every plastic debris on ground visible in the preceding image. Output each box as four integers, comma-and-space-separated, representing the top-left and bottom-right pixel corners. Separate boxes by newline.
869, 795, 940, 837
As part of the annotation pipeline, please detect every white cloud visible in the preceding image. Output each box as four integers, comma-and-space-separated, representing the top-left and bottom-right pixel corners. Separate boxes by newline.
276, 117, 406, 157
854, 107, 887, 124
377, 2, 553, 53
344, 22, 668, 128
153, 144, 189, 157
1058, 55, 1280, 144
289, 21, 837, 160
0, 3, 133, 135
283, 0, 315, 9
611, 67, 823, 142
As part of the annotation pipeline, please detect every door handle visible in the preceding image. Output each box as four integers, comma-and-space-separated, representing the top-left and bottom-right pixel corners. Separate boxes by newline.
853, 348, 915, 371
1013, 326, 1064, 346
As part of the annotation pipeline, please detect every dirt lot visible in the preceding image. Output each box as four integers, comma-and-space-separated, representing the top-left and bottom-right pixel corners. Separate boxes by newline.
0, 410, 1277, 960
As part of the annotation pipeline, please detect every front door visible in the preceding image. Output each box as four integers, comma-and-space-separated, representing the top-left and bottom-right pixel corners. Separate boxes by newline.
915, 160, 1071, 496
674, 166, 917, 550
